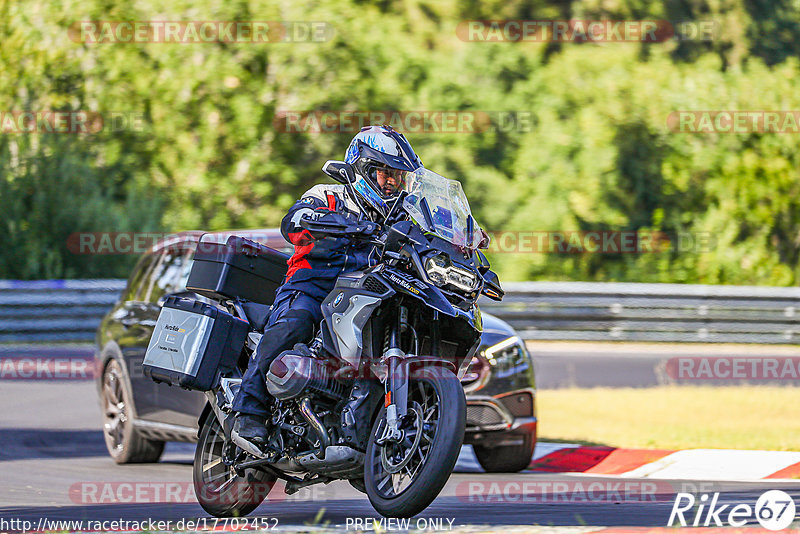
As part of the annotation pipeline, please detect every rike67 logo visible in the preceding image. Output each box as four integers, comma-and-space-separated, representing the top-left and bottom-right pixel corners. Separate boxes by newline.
669, 490, 796, 530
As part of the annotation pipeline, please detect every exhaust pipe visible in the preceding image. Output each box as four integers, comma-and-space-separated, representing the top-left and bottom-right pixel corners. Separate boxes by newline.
299, 397, 330, 459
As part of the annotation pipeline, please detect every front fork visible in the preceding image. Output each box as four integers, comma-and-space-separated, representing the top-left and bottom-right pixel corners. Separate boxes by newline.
377, 306, 436, 445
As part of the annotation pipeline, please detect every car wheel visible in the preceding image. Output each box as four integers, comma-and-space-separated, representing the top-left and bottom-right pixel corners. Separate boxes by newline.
101, 359, 164, 463
473, 432, 535, 473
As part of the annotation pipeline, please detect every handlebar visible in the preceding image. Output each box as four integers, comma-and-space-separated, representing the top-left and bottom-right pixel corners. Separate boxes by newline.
299, 212, 381, 242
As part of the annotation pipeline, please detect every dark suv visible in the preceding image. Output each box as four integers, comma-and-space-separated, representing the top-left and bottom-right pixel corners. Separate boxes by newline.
95, 230, 537, 472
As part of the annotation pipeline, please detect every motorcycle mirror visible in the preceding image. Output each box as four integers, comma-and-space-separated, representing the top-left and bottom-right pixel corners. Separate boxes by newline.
322, 160, 355, 184
477, 228, 491, 250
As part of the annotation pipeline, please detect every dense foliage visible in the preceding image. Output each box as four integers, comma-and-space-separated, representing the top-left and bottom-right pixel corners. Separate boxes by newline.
2, 0, 800, 284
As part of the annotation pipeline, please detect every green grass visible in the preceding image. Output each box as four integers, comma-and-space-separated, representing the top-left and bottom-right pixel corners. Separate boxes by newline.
537, 386, 800, 451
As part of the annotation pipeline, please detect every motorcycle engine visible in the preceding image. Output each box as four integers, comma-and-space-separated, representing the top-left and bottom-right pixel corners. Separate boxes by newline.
266, 350, 346, 401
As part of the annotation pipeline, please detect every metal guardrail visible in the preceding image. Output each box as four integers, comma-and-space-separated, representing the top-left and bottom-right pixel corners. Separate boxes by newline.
0, 279, 127, 342
3, 279, 800, 344
480, 282, 800, 344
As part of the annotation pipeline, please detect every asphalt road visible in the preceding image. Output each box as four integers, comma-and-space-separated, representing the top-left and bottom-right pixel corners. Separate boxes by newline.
2, 378, 800, 531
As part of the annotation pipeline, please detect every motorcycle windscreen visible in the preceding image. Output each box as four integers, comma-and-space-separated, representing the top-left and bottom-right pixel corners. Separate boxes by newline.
402, 168, 482, 248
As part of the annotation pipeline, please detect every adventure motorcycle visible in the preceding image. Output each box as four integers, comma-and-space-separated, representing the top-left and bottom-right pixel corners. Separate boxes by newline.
142, 162, 504, 518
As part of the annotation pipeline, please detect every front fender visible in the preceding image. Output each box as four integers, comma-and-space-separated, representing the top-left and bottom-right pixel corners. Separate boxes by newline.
386, 356, 459, 420
404, 356, 457, 375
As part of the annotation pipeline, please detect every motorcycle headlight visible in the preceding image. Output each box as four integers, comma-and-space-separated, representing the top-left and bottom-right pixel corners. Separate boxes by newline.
425, 253, 477, 292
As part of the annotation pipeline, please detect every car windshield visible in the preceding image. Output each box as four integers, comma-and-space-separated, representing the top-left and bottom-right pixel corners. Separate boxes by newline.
402, 168, 481, 248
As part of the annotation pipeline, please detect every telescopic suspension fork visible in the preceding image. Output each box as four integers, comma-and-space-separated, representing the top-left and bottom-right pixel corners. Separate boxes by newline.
376, 304, 410, 445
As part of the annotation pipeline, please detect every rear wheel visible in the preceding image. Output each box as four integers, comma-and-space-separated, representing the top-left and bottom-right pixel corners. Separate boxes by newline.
193, 411, 276, 517
473, 432, 536, 472
101, 359, 164, 464
365, 366, 465, 518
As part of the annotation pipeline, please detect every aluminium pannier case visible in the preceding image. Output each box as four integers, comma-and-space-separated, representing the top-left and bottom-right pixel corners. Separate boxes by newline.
186, 235, 289, 305
143, 296, 249, 391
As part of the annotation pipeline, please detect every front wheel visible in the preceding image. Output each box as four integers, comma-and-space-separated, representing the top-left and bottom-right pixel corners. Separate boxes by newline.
193, 411, 276, 517
365, 366, 465, 518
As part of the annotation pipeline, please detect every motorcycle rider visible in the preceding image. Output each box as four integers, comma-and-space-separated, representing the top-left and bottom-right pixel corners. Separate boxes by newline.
232, 125, 423, 449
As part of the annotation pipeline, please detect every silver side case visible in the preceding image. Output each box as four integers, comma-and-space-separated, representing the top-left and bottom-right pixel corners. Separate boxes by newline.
144, 307, 215, 377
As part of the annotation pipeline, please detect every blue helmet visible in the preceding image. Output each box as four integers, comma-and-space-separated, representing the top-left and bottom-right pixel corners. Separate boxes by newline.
344, 125, 423, 216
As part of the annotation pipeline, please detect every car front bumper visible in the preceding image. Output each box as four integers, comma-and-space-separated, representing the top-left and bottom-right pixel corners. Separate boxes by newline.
462, 387, 537, 446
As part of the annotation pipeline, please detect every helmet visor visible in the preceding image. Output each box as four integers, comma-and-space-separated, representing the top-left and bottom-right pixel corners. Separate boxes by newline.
370, 164, 408, 197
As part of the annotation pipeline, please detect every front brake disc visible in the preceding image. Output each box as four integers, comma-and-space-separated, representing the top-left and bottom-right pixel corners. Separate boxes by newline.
380, 403, 424, 474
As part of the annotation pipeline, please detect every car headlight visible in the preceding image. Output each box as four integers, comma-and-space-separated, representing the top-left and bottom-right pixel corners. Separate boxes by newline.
425, 253, 477, 292
484, 336, 522, 364
462, 335, 528, 392
484, 336, 530, 378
